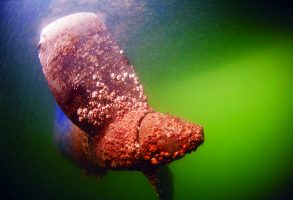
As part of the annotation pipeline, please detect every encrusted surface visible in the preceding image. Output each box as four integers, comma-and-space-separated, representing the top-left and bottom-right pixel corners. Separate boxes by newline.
39, 13, 148, 134
139, 113, 204, 166
40, 13, 204, 172
93, 110, 151, 168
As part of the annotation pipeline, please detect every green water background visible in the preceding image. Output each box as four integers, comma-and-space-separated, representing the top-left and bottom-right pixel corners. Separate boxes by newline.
1, 1, 293, 199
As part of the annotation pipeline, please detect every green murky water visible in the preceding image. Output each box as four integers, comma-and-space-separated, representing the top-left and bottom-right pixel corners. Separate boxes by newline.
1, 1, 292, 199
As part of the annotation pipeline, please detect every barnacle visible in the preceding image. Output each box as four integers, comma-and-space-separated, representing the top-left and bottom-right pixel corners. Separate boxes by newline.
39, 12, 204, 200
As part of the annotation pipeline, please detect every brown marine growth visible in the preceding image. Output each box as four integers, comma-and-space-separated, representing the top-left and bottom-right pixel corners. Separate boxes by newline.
38, 12, 204, 199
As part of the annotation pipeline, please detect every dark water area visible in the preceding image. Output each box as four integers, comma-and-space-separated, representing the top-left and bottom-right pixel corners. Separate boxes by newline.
1, 0, 293, 199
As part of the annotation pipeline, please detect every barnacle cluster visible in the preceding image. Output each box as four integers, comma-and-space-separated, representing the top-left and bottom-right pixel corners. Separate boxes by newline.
39, 13, 204, 171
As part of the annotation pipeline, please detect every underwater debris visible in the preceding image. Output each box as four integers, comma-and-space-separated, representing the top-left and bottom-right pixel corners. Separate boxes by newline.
39, 12, 204, 200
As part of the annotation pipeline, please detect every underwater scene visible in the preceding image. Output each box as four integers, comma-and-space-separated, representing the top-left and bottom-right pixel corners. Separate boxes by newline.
1, 0, 293, 200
